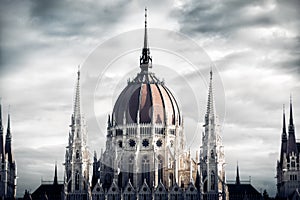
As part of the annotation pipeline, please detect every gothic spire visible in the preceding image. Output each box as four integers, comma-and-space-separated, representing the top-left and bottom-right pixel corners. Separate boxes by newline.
280, 105, 288, 164
54, 162, 58, 185
282, 104, 287, 137
205, 68, 216, 124
5, 111, 13, 163
289, 95, 294, 126
73, 67, 81, 123
140, 7, 152, 72
288, 95, 297, 154
0, 99, 4, 162
236, 162, 240, 185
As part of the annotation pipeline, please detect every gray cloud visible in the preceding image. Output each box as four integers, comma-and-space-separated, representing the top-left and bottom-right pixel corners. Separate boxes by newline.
1, 0, 300, 198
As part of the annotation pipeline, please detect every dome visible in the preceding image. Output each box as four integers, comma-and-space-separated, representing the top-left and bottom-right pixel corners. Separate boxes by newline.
112, 72, 181, 126
111, 8, 181, 127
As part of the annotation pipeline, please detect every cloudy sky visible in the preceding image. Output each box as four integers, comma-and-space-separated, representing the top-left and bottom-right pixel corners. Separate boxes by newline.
0, 0, 300, 197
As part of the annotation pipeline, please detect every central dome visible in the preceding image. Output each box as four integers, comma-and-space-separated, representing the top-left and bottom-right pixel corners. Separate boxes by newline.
113, 72, 181, 126
111, 9, 181, 127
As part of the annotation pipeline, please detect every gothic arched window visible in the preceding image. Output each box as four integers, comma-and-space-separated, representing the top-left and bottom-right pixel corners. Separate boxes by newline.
129, 155, 134, 185
158, 155, 164, 183
210, 171, 215, 190
142, 156, 150, 185
75, 171, 80, 190
76, 150, 80, 159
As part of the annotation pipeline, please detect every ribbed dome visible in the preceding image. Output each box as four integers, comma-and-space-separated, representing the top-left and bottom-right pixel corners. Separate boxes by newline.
113, 72, 181, 126
111, 8, 181, 127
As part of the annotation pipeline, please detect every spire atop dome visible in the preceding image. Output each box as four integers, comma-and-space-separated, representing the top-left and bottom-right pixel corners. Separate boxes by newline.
140, 7, 152, 72
144, 7, 148, 49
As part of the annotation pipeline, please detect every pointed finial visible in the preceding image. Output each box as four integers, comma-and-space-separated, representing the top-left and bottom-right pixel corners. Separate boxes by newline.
144, 7, 148, 48
210, 66, 213, 80
77, 65, 80, 80
283, 104, 287, 134
7, 105, 10, 131
140, 7, 152, 70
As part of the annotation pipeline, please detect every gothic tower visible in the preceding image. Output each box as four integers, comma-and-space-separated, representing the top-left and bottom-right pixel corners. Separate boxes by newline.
276, 98, 300, 199
199, 70, 227, 200
64, 69, 91, 200
0, 102, 17, 200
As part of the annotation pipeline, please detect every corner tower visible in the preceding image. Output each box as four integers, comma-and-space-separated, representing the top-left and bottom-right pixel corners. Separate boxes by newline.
64, 69, 91, 200
276, 97, 300, 199
199, 70, 227, 200
0, 102, 17, 200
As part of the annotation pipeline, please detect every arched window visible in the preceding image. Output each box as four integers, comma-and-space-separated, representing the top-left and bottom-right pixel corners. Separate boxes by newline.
210, 171, 215, 190
76, 150, 80, 159
129, 155, 134, 185
158, 155, 164, 183
142, 156, 150, 185
75, 171, 80, 190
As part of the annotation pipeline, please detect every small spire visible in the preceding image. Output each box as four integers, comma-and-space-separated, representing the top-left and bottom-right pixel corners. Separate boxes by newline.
289, 94, 294, 125
205, 67, 216, 124
282, 104, 287, 137
5, 110, 13, 163
236, 161, 240, 185
73, 66, 81, 122
54, 162, 58, 185
288, 94, 297, 154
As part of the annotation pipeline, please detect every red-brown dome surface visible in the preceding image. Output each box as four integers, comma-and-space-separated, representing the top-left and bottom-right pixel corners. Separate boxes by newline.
112, 72, 181, 126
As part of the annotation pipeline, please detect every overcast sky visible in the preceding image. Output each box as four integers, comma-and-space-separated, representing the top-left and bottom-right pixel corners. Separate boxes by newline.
0, 0, 300, 197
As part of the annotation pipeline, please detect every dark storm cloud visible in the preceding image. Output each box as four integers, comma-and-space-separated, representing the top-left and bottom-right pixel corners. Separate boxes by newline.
29, 0, 130, 37
175, 0, 276, 35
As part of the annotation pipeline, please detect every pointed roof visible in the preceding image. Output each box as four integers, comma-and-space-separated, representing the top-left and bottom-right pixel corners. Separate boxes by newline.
5, 112, 13, 163
139, 179, 151, 193
155, 180, 167, 193
205, 69, 216, 123
236, 162, 240, 185
73, 67, 81, 123
123, 179, 135, 194
0, 99, 4, 162
53, 162, 58, 185
288, 96, 298, 154
92, 182, 104, 193
280, 105, 288, 164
